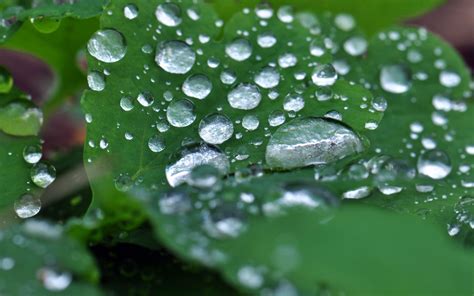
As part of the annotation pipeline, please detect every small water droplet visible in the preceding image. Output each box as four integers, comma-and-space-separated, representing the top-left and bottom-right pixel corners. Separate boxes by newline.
242, 115, 259, 131
417, 150, 452, 180
148, 135, 165, 153
166, 99, 196, 127
87, 29, 127, 63
182, 74, 212, 99
277, 6, 294, 23
228, 83, 261, 110
312, 64, 338, 86
137, 91, 154, 107
343, 186, 371, 199
371, 96, 387, 112
38, 268, 72, 291
156, 41, 196, 74
257, 32, 277, 48
31, 163, 56, 188
23, 144, 42, 164
343, 36, 367, 56
283, 94, 305, 112
120, 96, 134, 111
380, 64, 411, 94
439, 70, 461, 88
334, 14, 355, 31
226, 38, 252, 61
14, 194, 41, 218
87, 71, 105, 91
155, 3, 182, 27
220, 69, 237, 85
124, 4, 139, 20
198, 114, 234, 144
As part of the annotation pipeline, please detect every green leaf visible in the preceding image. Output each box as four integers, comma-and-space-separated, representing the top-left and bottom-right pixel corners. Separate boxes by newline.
0, 220, 103, 295
332, 26, 474, 228
141, 179, 474, 295
81, 0, 383, 219
212, 0, 444, 35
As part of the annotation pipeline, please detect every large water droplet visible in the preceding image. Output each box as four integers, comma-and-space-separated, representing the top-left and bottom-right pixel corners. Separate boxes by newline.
166, 99, 196, 127
31, 163, 56, 188
254, 66, 280, 89
380, 64, 411, 94
87, 29, 127, 63
226, 38, 252, 61
417, 150, 452, 180
14, 194, 41, 218
166, 144, 230, 187
266, 118, 364, 169
156, 41, 196, 74
228, 83, 261, 110
312, 64, 338, 86
198, 114, 234, 144
155, 3, 182, 27
182, 74, 212, 99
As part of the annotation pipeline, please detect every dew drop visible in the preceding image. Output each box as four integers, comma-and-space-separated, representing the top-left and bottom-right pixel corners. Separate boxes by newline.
380, 64, 412, 94
226, 38, 252, 62
166, 144, 230, 187
277, 6, 294, 23
155, 3, 182, 27
257, 32, 277, 48
268, 111, 286, 127
343, 36, 367, 56
166, 99, 196, 127
266, 118, 364, 169
343, 186, 371, 200
283, 94, 305, 112
254, 66, 280, 89
120, 96, 134, 111
87, 29, 127, 63
182, 74, 212, 99
334, 14, 355, 31
124, 4, 139, 20
137, 91, 154, 107
278, 53, 297, 68
38, 268, 72, 292
87, 71, 105, 91
31, 163, 56, 188
228, 83, 261, 110
148, 135, 165, 153
439, 70, 461, 88
312, 64, 338, 87
371, 96, 387, 112
156, 41, 196, 74
220, 69, 237, 85
242, 115, 259, 131
14, 194, 41, 219
199, 114, 234, 145
417, 150, 452, 180
23, 144, 42, 164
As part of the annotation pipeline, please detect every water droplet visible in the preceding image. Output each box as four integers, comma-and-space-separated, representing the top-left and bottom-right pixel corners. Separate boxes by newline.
277, 6, 294, 23
242, 115, 259, 131
266, 118, 364, 169
156, 41, 196, 74
283, 94, 305, 112
155, 3, 182, 27
315, 87, 333, 101
30, 16, 61, 34
38, 268, 72, 291
137, 91, 154, 107
31, 163, 56, 188
226, 38, 252, 61
159, 189, 192, 214
309, 38, 325, 57
14, 194, 41, 218
312, 64, 338, 86
278, 53, 297, 68
220, 69, 237, 85
148, 135, 165, 153
407, 49, 423, 63
257, 32, 277, 48
380, 64, 411, 94
182, 74, 212, 99
166, 144, 229, 187
120, 96, 134, 111
114, 174, 133, 192
334, 14, 355, 31
228, 83, 261, 110
188, 165, 221, 190
124, 4, 139, 20
238, 266, 264, 289
23, 144, 42, 164
87, 29, 127, 63
343, 36, 367, 56
417, 150, 452, 180
87, 71, 105, 91
254, 66, 280, 89
343, 186, 371, 199
166, 99, 196, 127
255, 3, 273, 19
268, 111, 286, 127
0, 67, 13, 93
371, 96, 387, 112
439, 70, 461, 88
199, 114, 234, 144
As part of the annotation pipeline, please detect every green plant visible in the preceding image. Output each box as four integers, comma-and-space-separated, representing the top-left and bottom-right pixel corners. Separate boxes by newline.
0, 0, 473, 295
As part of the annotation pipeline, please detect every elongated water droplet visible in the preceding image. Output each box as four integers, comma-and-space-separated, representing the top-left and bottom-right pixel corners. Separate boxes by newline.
182, 74, 212, 99
380, 64, 411, 94
156, 41, 195, 74
166, 99, 196, 127
166, 144, 230, 187
155, 3, 182, 27
87, 29, 127, 63
199, 114, 234, 144
228, 83, 261, 110
266, 118, 364, 169
14, 194, 41, 218
342, 186, 371, 199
